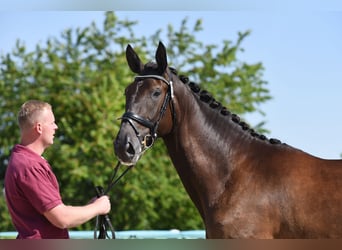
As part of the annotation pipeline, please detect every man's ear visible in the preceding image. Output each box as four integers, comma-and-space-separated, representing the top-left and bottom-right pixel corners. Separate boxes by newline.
35, 122, 43, 134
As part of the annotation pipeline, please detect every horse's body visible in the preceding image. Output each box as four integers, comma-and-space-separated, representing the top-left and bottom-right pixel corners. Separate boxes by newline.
114, 42, 342, 238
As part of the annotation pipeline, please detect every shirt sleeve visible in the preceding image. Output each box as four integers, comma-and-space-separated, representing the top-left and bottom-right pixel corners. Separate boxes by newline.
18, 163, 63, 214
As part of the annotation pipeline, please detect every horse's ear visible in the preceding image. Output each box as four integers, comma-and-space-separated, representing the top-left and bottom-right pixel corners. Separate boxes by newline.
155, 41, 168, 75
126, 44, 144, 74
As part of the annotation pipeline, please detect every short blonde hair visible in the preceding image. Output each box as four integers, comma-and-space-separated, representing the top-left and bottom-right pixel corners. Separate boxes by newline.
18, 100, 52, 131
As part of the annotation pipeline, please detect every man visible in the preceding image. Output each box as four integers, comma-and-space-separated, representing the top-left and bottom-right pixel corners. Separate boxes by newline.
4, 100, 111, 239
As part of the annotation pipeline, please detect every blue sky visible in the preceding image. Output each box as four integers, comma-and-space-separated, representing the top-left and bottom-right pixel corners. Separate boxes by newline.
1, 10, 342, 159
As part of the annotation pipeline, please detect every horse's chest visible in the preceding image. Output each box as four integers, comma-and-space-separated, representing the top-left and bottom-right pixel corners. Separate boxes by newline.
205, 185, 281, 238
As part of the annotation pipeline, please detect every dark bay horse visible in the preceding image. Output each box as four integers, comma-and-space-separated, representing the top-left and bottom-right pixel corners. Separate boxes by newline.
114, 42, 342, 238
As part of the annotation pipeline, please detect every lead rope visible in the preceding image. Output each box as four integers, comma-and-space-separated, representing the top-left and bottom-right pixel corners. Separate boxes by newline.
94, 162, 134, 239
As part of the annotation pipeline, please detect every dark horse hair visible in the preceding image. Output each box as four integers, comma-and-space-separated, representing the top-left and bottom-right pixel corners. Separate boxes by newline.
173, 69, 282, 145
114, 42, 342, 238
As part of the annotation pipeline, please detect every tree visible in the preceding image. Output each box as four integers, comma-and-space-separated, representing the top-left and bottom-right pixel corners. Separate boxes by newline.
0, 12, 271, 232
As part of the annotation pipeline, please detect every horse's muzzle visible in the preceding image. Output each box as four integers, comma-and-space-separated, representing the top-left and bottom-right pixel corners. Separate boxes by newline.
114, 125, 143, 166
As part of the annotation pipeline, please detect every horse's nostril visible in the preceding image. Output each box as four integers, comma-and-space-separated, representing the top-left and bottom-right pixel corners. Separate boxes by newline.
126, 142, 135, 155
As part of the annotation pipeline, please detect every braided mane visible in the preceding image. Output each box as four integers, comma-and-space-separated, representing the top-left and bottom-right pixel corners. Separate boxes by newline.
174, 72, 282, 145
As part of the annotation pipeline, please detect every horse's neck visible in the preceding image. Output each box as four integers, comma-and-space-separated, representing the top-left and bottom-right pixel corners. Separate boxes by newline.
162, 90, 264, 209
164, 108, 254, 175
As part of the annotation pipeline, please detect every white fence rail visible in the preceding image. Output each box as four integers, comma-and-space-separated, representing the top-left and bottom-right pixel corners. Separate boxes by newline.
0, 230, 205, 239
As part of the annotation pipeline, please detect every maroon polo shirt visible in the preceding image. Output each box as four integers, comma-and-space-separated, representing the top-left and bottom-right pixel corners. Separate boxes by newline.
4, 144, 69, 239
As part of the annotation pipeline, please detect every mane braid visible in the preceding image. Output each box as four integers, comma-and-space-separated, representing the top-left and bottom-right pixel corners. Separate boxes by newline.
178, 74, 282, 145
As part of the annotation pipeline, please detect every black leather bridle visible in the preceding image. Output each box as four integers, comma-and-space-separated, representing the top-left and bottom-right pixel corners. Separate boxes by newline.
94, 74, 176, 239
120, 74, 176, 151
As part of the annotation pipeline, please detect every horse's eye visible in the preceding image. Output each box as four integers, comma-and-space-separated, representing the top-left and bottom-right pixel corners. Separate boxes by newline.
152, 89, 161, 99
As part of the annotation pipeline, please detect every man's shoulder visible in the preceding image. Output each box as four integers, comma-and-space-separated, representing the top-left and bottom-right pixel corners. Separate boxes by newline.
8, 145, 49, 174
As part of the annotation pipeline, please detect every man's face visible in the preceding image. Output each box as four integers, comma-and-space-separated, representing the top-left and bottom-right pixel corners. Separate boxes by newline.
39, 108, 58, 147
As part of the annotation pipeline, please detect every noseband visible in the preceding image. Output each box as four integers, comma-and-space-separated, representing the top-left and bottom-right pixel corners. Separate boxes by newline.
120, 74, 176, 151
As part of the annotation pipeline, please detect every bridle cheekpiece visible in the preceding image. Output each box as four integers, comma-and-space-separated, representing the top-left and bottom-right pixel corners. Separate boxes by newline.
120, 73, 176, 152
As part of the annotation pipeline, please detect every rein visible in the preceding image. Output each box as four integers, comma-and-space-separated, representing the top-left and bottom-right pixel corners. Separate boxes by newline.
95, 73, 175, 239
94, 162, 133, 239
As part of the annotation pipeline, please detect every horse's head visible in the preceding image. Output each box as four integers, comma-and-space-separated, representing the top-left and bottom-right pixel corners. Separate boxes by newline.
114, 42, 176, 165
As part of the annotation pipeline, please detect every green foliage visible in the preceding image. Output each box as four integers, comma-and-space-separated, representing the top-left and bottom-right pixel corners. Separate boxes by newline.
0, 12, 271, 232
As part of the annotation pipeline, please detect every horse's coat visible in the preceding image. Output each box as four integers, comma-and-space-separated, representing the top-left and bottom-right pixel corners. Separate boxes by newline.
114, 42, 342, 238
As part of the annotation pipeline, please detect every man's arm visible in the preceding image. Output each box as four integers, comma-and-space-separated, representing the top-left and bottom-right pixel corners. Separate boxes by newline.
44, 196, 111, 229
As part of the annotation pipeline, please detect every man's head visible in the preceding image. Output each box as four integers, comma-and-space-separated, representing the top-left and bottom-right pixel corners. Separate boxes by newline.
18, 100, 58, 151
